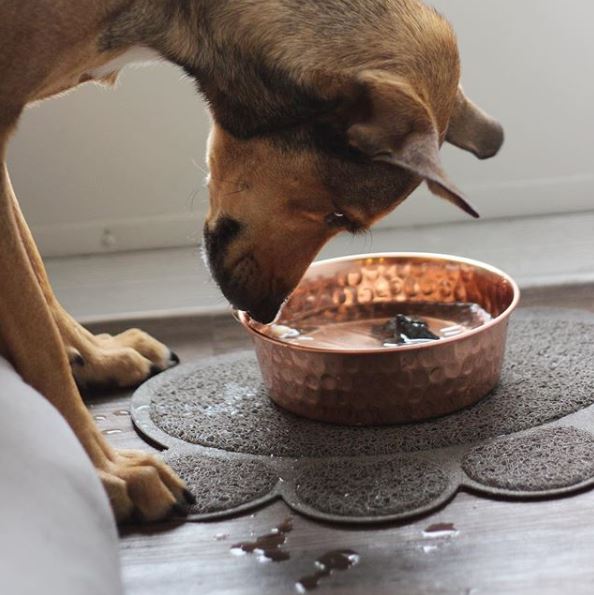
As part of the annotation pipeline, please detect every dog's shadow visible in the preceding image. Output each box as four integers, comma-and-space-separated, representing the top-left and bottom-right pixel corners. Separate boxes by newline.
119, 517, 187, 537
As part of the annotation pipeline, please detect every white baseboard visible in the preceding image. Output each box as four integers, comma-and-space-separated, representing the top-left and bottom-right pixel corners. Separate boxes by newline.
31, 212, 202, 259
44, 210, 594, 322
379, 172, 594, 228
33, 173, 594, 258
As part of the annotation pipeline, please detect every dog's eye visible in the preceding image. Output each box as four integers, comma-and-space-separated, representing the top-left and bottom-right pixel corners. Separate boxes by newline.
324, 211, 364, 234
325, 211, 350, 228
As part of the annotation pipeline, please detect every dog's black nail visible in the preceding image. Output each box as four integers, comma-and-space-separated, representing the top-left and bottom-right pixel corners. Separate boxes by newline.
171, 503, 188, 517
170, 351, 180, 365
149, 364, 162, 378
183, 489, 197, 505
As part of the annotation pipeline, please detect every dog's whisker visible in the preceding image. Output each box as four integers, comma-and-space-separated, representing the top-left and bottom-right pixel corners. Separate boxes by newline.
191, 159, 209, 176
192, 159, 246, 194
359, 228, 374, 250
186, 186, 203, 210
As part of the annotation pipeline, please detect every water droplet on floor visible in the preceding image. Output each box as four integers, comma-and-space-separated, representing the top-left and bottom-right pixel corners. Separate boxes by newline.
230, 518, 293, 562
422, 544, 439, 554
296, 549, 360, 592
102, 428, 123, 435
423, 522, 459, 538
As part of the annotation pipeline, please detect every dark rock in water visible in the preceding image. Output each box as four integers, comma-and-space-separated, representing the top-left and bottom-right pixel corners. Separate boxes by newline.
384, 314, 440, 344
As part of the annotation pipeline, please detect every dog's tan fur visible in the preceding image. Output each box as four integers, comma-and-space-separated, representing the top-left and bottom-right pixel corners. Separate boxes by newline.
0, 0, 503, 521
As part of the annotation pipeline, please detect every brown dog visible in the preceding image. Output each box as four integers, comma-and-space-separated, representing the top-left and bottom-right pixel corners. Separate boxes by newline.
0, 0, 503, 522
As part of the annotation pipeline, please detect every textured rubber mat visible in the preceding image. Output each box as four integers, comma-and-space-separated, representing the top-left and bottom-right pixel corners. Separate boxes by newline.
132, 309, 594, 524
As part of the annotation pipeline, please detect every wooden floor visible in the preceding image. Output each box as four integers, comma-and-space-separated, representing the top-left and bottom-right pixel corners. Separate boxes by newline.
87, 284, 594, 595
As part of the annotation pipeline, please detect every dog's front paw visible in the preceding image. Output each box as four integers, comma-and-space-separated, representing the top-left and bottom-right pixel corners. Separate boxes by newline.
69, 328, 179, 392
98, 450, 195, 523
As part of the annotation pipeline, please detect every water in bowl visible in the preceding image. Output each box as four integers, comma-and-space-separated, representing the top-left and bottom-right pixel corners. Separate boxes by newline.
261, 301, 492, 351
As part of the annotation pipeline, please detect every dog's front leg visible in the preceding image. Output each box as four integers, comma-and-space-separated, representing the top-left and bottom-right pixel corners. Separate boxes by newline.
9, 193, 179, 391
0, 159, 192, 522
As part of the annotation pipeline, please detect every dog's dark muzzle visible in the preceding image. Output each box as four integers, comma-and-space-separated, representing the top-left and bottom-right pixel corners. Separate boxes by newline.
238, 294, 286, 325
219, 278, 287, 325
203, 217, 287, 323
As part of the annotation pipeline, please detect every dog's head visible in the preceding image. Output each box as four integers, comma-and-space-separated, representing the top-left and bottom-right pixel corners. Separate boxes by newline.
199, 13, 503, 323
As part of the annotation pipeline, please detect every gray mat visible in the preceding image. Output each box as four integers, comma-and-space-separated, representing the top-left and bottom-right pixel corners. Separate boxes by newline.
132, 309, 594, 524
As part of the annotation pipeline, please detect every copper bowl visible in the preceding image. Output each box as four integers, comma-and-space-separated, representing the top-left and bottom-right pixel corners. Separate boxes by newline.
238, 253, 520, 425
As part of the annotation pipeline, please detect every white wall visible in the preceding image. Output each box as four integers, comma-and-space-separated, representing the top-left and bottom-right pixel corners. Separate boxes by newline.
7, 0, 594, 258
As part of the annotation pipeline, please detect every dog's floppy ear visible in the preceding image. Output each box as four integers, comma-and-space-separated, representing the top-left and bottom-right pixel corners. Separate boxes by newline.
446, 86, 504, 159
345, 71, 479, 218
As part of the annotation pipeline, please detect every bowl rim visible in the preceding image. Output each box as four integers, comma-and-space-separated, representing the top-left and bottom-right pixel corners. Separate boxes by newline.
237, 252, 521, 355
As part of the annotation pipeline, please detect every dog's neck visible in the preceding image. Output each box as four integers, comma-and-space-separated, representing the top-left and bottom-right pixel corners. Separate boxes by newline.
97, 0, 457, 143
97, 0, 335, 141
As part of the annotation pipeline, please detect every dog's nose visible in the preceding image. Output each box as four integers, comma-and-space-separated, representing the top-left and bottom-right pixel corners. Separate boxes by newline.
246, 296, 284, 324
215, 277, 287, 323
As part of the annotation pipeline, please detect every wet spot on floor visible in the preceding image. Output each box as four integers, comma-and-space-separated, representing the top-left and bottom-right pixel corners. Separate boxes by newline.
102, 428, 123, 435
296, 549, 360, 592
423, 522, 458, 537
230, 518, 293, 562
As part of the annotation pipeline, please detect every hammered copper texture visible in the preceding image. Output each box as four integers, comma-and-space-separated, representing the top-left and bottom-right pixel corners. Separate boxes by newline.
241, 254, 519, 425
146, 314, 594, 457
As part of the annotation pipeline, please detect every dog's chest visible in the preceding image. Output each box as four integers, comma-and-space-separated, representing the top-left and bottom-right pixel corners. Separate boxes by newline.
86, 46, 161, 80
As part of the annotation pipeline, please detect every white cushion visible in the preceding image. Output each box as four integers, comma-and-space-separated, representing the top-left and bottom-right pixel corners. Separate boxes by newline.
0, 356, 123, 595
